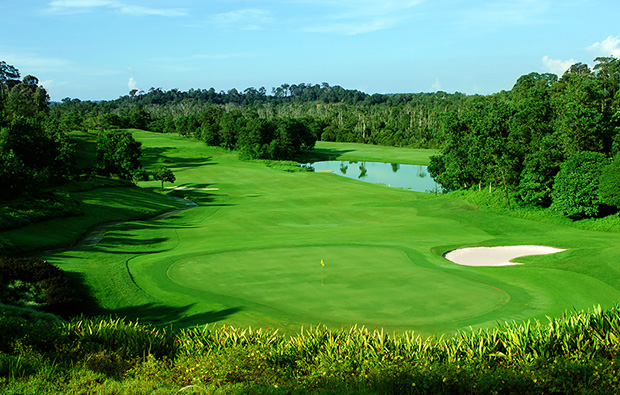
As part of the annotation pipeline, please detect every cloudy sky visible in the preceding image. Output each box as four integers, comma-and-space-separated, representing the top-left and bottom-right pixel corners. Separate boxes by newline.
2, 0, 620, 101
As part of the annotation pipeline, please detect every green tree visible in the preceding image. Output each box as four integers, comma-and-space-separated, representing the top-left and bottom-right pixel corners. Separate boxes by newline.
197, 106, 223, 145
153, 166, 176, 190
0, 61, 20, 101
0, 117, 73, 199
218, 110, 244, 150
517, 135, 563, 207
551, 151, 609, 217
553, 64, 609, 155
599, 154, 620, 208
4, 75, 49, 121
0, 150, 28, 200
96, 130, 145, 181
0, 61, 20, 84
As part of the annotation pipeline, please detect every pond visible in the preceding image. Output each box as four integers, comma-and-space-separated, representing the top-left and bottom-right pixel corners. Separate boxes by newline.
305, 161, 441, 193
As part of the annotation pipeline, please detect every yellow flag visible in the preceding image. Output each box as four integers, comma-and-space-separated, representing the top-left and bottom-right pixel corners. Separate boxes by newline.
321, 259, 324, 267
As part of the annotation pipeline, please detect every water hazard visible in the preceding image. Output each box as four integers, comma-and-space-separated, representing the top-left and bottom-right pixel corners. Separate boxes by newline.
305, 161, 440, 193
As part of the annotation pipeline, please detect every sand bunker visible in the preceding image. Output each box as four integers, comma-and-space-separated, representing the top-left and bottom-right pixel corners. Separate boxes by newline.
444, 245, 566, 267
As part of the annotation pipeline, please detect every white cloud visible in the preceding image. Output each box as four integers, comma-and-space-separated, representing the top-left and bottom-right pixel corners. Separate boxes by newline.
305, 15, 405, 35
542, 55, 576, 77
47, 0, 187, 17
128, 77, 137, 90
304, 0, 423, 35
39, 79, 71, 100
431, 79, 442, 91
210, 9, 274, 30
587, 36, 620, 58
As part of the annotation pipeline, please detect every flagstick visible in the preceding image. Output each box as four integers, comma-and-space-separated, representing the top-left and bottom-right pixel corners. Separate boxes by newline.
321, 265, 324, 286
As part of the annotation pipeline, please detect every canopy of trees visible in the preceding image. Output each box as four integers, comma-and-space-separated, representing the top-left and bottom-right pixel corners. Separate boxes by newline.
95, 130, 147, 182
0, 62, 147, 201
48, 83, 466, 150
428, 57, 620, 217
5, 56, 620, 220
1, 65, 73, 200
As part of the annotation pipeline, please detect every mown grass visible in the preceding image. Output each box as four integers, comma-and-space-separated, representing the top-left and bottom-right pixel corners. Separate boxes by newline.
3, 131, 620, 392
0, 182, 184, 256
33, 130, 620, 336
1, 304, 620, 394
300, 141, 438, 164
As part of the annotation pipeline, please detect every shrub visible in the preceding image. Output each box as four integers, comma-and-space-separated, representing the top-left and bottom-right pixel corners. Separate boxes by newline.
61, 317, 177, 360
0, 257, 86, 317
551, 151, 609, 218
599, 154, 620, 209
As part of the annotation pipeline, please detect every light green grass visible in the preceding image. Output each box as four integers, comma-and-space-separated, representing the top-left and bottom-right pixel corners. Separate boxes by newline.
304, 141, 438, 164
45, 131, 620, 335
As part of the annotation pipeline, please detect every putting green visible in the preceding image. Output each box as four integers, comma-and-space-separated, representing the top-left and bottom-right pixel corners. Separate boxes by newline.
166, 246, 508, 327
43, 130, 620, 335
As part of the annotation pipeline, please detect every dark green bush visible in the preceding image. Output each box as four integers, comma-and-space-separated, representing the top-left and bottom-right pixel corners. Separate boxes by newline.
0, 257, 87, 317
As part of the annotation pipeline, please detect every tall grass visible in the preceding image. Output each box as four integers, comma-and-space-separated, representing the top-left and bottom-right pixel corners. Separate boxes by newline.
176, 304, 620, 369
3, 305, 620, 393
61, 316, 176, 359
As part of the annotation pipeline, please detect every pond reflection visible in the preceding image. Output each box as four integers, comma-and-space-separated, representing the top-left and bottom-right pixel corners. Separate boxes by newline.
307, 161, 440, 193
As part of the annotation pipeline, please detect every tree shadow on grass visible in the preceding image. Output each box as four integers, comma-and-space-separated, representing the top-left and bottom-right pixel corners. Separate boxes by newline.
99, 236, 170, 247
297, 147, 355, 162
54, 270, 243, 329
110, 303, 243, 329
141, 147, 214, 169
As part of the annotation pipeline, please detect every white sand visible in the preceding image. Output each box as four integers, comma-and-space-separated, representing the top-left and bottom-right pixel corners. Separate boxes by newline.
444, 245, 566, 267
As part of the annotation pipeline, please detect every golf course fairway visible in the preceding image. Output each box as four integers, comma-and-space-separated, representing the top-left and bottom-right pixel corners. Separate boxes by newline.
47, 132, 620, 335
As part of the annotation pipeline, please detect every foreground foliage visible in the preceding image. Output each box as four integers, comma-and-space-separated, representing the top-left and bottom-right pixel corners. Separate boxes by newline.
0, 257, 88, 317
1, 305, 620, 394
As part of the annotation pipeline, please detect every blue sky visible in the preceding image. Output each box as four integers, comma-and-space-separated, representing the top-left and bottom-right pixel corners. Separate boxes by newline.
2, 0, 620, 101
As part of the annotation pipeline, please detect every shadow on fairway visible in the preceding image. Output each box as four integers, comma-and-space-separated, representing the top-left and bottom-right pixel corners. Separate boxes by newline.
51, 270, 102, 318
110, 303, 243, 328
93, 232, 176, 254
142, 147, 214, 169
89, 220, 200, 254
101, 235, 170, 246
297, 147, 355, 162
44, 264, 243, 328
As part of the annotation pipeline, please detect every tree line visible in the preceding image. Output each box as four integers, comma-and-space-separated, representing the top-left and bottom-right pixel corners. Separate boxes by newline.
428, 57, 620, 218
5, 56, 620, 219
0, 62, 152, 201
49, 84, 466, 150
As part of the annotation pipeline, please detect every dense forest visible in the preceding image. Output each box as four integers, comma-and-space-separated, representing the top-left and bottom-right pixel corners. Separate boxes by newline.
428, 58, 620, 218
48, 83, 464, 151
0, 61, 154, 202
3, 57, 620, 220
